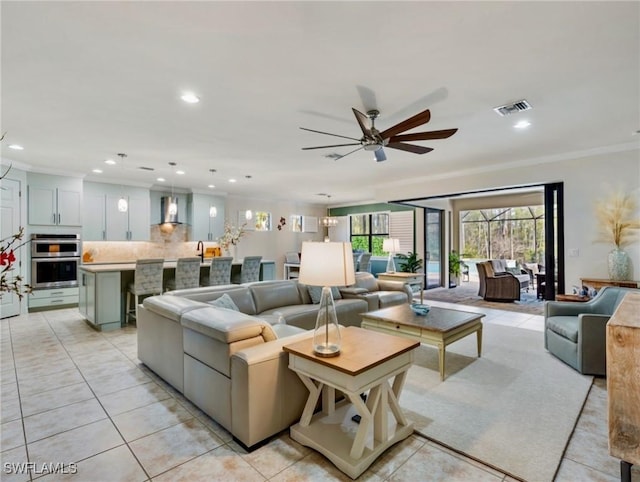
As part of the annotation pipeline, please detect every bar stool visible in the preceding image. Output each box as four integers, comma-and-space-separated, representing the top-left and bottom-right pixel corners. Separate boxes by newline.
126, 258, 164, 324
165, 257, 202, 291
209, 256, 233, 286
240, 256, 262, 284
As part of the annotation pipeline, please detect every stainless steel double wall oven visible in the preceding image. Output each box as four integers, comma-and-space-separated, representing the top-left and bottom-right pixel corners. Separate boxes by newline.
30, 234, 81, 289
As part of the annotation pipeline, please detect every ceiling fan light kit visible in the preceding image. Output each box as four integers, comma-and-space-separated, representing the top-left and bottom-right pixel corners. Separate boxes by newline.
301, 105, 457, 161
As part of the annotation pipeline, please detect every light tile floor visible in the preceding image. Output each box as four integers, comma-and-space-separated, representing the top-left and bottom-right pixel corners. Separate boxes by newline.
1, 306, 638, 481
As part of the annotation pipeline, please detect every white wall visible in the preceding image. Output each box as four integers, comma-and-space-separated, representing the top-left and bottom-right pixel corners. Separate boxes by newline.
376, 148, 640, 289
225, 195, 326, 279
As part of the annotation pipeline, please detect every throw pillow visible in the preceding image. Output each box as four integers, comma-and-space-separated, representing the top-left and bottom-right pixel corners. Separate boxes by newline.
209, 293, 239, 311
307, 286, 342, 304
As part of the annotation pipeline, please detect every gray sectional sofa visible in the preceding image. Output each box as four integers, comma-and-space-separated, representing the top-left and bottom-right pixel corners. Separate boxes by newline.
137, 276, 411, 449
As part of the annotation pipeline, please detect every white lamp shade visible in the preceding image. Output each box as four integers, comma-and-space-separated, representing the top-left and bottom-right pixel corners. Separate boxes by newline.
299, 242, 355, 287
383, 238, 400, 253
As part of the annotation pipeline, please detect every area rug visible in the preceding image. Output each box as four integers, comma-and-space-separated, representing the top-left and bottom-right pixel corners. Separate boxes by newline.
420, 283, 544, 315
400, 323, 592, 482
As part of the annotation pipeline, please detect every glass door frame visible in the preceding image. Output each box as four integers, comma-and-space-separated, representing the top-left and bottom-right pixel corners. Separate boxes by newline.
423, 207, 444, 289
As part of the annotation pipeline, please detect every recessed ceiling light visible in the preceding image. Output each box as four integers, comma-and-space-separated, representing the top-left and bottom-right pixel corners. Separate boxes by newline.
105, 159, 116, 165
8, 144, 23, 150
208, 184, 215, 189
514, 120, 531, 129
180, 92, 200, 104
228, 178, 237, 183
157, 177, 166, 182
176, 170, 185, 175
92, 169, 103, 174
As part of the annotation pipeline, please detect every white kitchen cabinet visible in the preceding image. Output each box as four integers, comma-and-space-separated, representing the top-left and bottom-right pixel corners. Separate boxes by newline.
83, 182, 150, 241
106, 194, 150, 241
28, 175, 82, 226
83, 193, 107, 240
28, 287, 79, 310
78, 269, 121, 331
188, 193, 225, 241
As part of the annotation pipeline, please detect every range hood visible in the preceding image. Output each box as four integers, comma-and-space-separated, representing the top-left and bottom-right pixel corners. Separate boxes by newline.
159, 196, 181, 224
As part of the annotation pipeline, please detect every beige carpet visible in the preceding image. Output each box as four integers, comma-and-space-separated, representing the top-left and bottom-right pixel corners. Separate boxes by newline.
400, 323, 592, 482
420, 283, 544, 315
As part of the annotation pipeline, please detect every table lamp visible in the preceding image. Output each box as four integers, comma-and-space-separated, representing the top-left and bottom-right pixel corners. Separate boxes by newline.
298, 241, 355, 357
383, 238, 401, 273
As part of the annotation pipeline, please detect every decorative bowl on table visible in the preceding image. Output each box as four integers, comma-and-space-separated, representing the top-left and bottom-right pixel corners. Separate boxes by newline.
410, 302, 430, 316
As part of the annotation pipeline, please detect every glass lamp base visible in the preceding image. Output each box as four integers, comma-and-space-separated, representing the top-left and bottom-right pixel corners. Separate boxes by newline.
386, 254, 396, 273
313, 343, 341, 357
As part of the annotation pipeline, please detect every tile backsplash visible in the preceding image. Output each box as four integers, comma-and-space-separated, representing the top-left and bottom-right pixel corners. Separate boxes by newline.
82, 225, 219, 263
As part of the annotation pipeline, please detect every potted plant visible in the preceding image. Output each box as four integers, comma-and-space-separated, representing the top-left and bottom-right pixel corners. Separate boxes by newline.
449, 250, 461, 288
396, 252, 423, 273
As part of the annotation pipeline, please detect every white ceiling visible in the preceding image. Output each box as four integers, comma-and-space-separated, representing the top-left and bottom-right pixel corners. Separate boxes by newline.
2, 2, 639, 206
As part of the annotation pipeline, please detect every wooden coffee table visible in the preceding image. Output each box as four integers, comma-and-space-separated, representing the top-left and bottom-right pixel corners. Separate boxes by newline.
361, 304, 485, 381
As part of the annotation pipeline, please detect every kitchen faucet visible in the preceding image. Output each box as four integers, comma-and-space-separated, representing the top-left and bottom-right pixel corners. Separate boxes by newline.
196, 240, 204, 262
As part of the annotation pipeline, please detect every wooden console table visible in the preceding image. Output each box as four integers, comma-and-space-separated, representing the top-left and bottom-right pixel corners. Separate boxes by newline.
580, 277, 639, 290
607, 292, 640, 482
283, 326, 419, 479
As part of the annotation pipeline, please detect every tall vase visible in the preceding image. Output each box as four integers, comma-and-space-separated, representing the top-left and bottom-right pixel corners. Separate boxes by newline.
608, 247, 630, 280
226, 244, 237, 261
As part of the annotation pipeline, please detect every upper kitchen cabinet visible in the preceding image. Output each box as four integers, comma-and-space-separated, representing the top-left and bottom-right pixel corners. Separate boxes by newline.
28, 173, 82, 226
188, 193, 225, 242
83, 182, 150, 241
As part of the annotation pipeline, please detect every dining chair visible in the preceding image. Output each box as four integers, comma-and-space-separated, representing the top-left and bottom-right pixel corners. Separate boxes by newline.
358, 252, 372, 273
165, 257, 201, 291
240, 256, 262, 283
209, 256, 234, 286
126, 258, 164, 324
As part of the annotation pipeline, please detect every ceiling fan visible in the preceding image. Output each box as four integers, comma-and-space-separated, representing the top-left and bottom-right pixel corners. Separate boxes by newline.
300, 108, 457, 162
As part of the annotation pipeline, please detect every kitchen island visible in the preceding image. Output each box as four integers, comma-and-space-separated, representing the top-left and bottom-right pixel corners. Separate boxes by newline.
78, 259, 275, 330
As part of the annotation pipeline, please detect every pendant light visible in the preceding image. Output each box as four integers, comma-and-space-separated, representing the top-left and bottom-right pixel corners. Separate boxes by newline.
168, 162, 178, 215
209, 206, 217, 218
245, 209, 253, 220
117, 153, 128, 212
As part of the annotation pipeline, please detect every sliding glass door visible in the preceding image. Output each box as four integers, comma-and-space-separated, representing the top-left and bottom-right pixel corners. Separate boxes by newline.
424, 208, 443, 289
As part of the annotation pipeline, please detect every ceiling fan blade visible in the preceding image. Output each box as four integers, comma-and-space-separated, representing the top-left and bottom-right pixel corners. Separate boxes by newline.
379, 109, 431, 139
302, 143, 362, 150
374, 148, 387, 162
299, 127, 361, 142
389, 128, 458, 143
352, 108, 372, 137
386, 142, 434, 155
333, 145, 365, 161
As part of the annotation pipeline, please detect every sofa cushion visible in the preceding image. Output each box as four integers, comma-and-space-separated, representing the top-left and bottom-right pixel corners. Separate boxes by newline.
182, 307, 277, 344
142, 295, 208, 322
378, 291, 409, 308
491, 259, 508, 273
271, 324, 307, 338
209, 293, 239, 311
251, 281, 303, 313
355, 274, 378, 292
307, 286, 342, 304
169, 285, 257, 315
546, 316, 579, 343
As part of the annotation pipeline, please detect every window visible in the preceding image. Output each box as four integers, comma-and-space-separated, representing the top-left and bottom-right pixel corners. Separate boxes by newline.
350, 213, 389, 255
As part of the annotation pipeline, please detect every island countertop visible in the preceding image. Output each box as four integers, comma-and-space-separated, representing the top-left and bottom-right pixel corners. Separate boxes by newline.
79, 259, 275, 273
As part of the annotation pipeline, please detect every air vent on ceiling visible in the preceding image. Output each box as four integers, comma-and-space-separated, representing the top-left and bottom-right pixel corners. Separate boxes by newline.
493, 99, 532, 117
138, 166, 155, 171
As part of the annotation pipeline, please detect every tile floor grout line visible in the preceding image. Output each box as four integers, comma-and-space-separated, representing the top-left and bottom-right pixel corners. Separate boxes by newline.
38, 309, 154, 482
7, 315, 35, 482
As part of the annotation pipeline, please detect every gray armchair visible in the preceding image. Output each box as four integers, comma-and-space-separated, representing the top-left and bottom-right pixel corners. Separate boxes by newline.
544, 286, 639, 375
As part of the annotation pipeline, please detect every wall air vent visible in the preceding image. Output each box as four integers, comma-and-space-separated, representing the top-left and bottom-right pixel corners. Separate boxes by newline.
493, 99, 532, 117
138, 166, 155, 171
